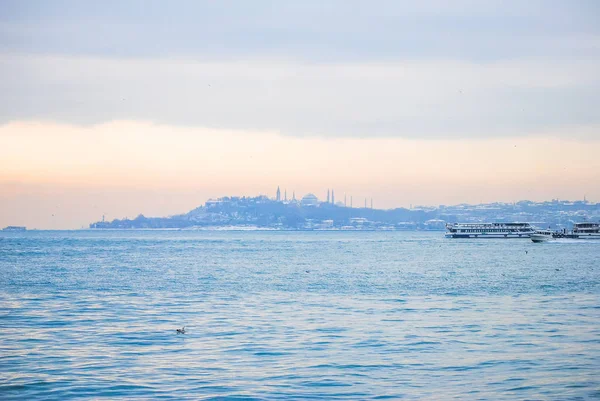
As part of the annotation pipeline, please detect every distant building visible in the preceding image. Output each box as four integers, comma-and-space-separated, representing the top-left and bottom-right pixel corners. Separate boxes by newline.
276, 186, 281, 202
206, 199, 223, 208
319, 219, 334, 229
301, 193, 319, 207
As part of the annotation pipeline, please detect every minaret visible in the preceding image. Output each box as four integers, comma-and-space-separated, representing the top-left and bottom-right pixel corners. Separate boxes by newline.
364, 198, 367, 208
332, 190, 335, 205
284, 189, 287, 202
276, 186, 281, 202
292, 191, 296, 201
327, 189, 330, 204
344, 194, 347, 207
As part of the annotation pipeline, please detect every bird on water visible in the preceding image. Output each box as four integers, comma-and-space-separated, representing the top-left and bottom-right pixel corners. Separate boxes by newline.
176, 327, 186, 334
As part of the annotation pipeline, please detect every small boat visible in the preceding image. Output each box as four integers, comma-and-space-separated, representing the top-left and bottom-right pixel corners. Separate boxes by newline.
531, 229, 555, 243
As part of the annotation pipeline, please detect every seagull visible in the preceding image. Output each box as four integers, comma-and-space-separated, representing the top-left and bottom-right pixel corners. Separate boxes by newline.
176, 327, 186, 334
525, 250, 528, 254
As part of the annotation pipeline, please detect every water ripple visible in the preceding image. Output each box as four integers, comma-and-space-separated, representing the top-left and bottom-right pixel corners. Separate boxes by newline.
1, 230, 599, 400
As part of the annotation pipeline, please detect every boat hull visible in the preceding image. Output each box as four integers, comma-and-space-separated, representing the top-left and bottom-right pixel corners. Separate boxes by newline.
568, 233, 600, 240
550, 233, 600, 240
531, 234, 553, 243
445, 233, 532, 239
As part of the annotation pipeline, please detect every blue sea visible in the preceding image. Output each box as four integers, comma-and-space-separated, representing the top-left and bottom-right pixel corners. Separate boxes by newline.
1, 230, 599, 400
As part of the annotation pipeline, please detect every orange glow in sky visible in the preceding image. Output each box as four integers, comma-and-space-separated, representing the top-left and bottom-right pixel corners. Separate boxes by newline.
1, 121, 598, 228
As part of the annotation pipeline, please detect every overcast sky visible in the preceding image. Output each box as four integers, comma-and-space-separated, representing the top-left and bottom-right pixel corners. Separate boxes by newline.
1, 1, 599, 228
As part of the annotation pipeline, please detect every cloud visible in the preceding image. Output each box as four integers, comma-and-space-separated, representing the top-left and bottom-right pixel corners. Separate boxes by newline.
1, 1, 599, 61
1, 54, 599, 139
0, 1, 599, 139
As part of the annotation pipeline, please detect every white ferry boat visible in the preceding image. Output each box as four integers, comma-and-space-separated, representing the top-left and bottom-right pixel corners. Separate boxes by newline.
570, 222, 600, 240
445, 222, 535, 238
531, 229, 555, 243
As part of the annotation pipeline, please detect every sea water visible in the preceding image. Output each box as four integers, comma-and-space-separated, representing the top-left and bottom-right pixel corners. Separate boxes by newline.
1, 230, 599, 400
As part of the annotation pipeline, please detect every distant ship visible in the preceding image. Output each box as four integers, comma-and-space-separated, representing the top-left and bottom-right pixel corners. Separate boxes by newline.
531, 222, 600, 242
571, 222, 600, 239
2, 226, 26, 231
445, 222, 535, 238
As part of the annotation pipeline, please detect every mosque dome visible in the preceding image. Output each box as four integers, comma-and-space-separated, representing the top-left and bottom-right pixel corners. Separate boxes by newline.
301, 193, 319, 206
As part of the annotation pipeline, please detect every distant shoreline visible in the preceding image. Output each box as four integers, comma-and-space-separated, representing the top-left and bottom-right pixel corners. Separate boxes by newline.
87, 197, 599, 232
3, 228, 446, 232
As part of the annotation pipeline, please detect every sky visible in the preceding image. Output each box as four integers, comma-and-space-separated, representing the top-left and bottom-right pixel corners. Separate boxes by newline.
1, 0, 599, 228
